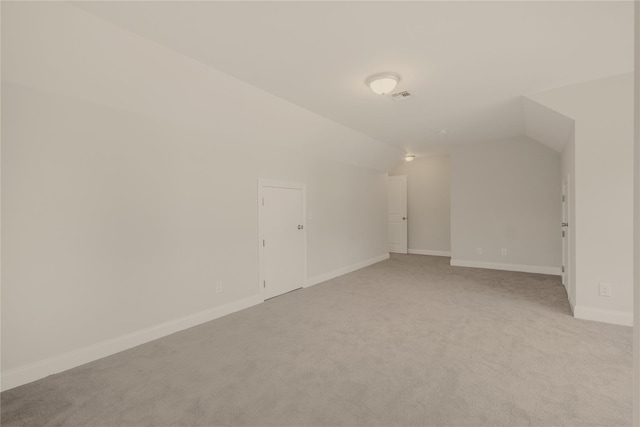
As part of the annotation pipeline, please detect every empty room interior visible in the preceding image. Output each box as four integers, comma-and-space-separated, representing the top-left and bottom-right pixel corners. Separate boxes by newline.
2, 1, 640, 426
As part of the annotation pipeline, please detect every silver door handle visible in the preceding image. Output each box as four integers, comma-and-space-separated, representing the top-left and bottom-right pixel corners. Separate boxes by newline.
562, 223, 568, 227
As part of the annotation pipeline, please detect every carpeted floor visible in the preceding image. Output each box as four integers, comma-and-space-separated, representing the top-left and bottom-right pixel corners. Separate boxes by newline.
1, 254, 633, 426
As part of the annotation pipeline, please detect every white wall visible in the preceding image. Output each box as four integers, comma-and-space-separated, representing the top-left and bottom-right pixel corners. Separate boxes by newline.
633, 2, 639, 423
560, 129, 576, 309
389, 156, 451, 256
450, 136, 562, 274
523, 97, 575, 153
1, 2, 400, 389
0, 0, 4, 387
528, 73, 634, 326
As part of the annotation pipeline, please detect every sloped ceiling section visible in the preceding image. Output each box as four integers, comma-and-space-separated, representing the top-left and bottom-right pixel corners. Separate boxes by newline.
2, 2, 403, 172
522, 97, 574, 153
523, 72, 633, 153
74, 1, 634, 155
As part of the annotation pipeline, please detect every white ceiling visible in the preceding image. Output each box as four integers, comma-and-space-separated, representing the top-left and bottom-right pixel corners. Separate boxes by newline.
74, 1, 634, 156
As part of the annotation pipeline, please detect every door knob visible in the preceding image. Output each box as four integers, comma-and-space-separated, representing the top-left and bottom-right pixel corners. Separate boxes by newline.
562, 223, 568, 227
403, 217, 406, 220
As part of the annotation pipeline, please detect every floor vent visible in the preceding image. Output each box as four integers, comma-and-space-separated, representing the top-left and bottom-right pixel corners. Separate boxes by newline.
391, 91, 412, 101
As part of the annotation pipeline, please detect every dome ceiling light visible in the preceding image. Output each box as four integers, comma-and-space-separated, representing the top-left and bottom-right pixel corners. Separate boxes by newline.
366, 72, 400, 96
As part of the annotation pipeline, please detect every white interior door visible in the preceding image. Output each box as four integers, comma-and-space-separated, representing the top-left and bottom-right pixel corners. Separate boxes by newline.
562, 178, 570, 288
260, 182, 306, 300
388, 175, 408, 254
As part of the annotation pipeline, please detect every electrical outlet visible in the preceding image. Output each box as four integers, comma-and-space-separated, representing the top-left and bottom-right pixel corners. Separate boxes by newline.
216, 281, 223, 293
599, 282, 611, 297
476, 248, 483, 255
501, 248, 508, 256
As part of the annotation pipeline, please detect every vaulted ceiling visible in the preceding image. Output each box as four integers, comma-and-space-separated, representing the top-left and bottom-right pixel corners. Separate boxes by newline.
75, 1, 634, 155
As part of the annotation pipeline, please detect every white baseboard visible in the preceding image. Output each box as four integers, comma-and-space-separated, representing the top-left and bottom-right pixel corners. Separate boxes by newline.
408, 249, 451, 257
450, 258, 562, 276
306, 253, 390, 287
573, 305, 633, 327
0, 294, 263, 392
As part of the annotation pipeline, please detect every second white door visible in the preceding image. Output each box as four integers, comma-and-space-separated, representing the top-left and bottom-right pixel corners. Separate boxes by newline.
261, 183, 306, 300
562, 177, 570, 288
388, 175, 408, 254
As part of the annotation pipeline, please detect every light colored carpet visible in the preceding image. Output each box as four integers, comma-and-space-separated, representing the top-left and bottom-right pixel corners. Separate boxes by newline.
1, 254, 633, 426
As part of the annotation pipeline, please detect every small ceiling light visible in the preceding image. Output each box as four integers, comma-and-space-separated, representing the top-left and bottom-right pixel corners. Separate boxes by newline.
404, 154, 416, 162
366, 72, 400, 95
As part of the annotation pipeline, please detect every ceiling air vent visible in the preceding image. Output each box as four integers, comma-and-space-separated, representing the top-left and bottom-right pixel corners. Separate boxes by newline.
391, 91, 412, 101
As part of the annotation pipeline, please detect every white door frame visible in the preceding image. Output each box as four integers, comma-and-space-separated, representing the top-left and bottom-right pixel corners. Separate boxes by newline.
562, 179, 567, 287
562, 175, 571, 293
388, 175, 408, 254
258, 179, 307, 301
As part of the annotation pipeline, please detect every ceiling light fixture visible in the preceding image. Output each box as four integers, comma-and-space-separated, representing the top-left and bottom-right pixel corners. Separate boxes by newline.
366, 72, 400, 95
404, 154, 416, 162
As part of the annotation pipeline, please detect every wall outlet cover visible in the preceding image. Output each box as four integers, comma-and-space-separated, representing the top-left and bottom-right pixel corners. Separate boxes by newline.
599, 282, 612, 297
